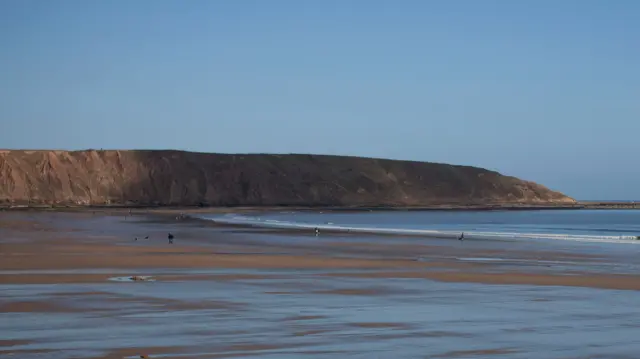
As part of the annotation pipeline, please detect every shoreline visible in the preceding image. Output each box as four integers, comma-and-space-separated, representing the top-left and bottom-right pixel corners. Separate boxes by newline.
1, 211, 639, 287
1, 202, 638, 212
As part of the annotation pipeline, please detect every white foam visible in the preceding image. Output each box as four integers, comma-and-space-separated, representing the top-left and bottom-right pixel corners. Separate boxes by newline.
454, 257, 575, 265
456, 257, 506, 262
108, 276, 155, 282
205, 214, 640, 244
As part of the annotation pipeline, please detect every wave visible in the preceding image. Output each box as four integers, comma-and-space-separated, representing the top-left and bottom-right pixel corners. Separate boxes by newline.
202, 214, 640, 244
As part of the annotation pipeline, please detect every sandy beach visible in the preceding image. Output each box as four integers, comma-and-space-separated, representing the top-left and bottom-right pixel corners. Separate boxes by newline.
3, 210, 640, 358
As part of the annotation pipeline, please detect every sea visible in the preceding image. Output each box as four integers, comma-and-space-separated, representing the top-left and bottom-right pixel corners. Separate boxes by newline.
201, 209, 640, 244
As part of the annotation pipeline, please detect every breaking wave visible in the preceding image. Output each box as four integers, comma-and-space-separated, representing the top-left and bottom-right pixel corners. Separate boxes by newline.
202, 214, 640, 244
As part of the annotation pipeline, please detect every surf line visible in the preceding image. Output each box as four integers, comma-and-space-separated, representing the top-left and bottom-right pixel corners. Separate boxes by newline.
204, 215, 640, 244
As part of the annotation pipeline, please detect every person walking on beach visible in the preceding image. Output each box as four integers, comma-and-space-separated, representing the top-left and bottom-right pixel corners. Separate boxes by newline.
168, 232, 174, 244
458, 232, 464, 241
314, 227, 319, 237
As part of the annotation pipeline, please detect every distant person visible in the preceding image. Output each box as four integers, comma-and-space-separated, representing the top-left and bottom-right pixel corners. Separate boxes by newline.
315, 227, 319, 237
134, 237, 138, 241
168, 232, 174, 244
458, 232, 464, 241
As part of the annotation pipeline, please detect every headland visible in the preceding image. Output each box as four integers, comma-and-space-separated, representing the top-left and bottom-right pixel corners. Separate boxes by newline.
0, 149, 574, 208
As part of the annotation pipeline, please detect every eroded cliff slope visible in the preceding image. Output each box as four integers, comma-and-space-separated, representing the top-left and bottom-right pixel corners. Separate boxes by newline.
0, 150, 575, 207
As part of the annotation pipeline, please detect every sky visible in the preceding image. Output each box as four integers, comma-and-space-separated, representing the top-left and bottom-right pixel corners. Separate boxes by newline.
1, 1, 638, 200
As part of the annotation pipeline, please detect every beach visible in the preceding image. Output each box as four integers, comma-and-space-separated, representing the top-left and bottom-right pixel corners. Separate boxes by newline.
2, 210, 640, 358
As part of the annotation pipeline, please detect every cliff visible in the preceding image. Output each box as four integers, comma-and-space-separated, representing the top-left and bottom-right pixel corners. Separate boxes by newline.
0, 150, 575, 207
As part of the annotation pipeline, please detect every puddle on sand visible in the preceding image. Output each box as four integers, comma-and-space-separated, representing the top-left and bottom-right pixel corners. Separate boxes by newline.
3, 270, 640, 359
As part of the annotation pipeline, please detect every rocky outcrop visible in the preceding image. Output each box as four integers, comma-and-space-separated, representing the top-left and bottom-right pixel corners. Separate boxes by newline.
0, 150, 575, 207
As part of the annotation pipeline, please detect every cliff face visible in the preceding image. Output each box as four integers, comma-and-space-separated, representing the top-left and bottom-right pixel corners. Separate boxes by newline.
0, 150, 575, 207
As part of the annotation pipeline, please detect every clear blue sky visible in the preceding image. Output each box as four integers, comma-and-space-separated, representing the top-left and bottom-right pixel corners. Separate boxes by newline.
1, 1, 638, 200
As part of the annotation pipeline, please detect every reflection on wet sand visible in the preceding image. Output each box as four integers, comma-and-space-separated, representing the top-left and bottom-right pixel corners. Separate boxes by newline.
2, 211, 640, 358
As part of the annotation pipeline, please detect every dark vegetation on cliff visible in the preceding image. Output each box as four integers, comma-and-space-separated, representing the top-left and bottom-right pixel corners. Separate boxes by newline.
0, 150, 575, 207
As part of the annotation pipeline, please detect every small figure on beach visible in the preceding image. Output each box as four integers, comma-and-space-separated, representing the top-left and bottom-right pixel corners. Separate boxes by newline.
314, 227, 319, 237
458, 232, 464, 241
134, 237, 138, 241
168, 232, 174, 244
144, 235, 149, 239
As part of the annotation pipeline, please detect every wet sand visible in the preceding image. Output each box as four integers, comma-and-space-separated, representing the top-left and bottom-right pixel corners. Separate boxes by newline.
2, 211, 640, 358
